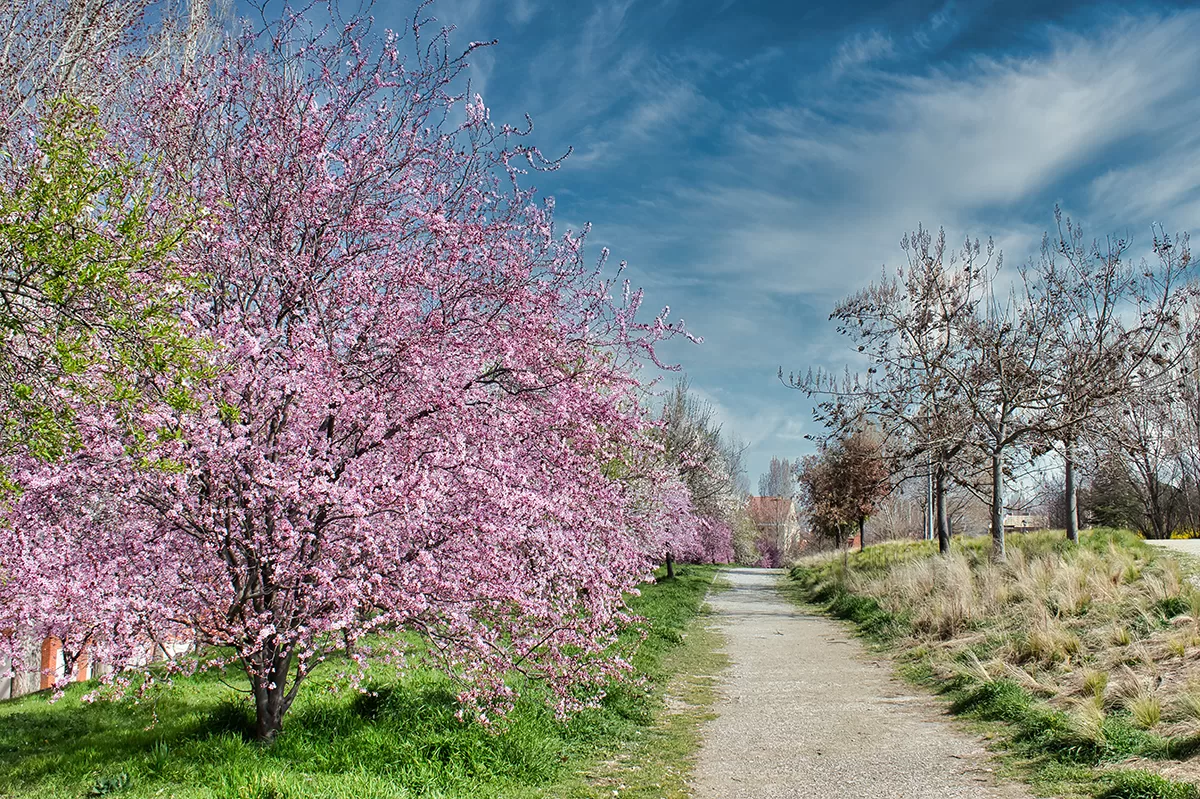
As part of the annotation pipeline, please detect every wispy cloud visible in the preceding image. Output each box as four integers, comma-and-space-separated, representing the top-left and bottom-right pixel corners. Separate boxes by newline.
830, 30, 894, 77
1088, 123, 1200, 229
399, 1, 1200, 481
913, 0, 960, 50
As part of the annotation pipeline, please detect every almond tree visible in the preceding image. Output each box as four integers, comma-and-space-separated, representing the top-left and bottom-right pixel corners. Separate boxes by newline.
1, 5, 692, 740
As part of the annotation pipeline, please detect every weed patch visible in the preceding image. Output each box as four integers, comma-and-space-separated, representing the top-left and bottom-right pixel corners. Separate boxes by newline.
1097, 770, 1199, 799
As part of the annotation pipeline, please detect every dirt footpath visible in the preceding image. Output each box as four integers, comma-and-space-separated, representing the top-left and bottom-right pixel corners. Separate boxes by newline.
691, 567, 1031, 799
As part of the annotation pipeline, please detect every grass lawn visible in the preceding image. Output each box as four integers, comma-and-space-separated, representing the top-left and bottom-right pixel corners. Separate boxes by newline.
788, 530, 1200, 799
0, 565, 724, 799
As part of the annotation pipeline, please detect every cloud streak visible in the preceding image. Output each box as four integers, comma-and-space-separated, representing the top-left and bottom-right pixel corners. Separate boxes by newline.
382, 1, 1200, 483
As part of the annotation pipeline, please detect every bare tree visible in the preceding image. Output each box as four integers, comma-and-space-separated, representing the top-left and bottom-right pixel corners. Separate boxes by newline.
1, 0, 229, 121
950, 257, 1061, 561
758, 456, 795, 498
793, 225, 996, 555
658, 378, 749, 571
1103, 377, 1185, 538
797, 214, 1196, 561
1035, 212, 1196, 542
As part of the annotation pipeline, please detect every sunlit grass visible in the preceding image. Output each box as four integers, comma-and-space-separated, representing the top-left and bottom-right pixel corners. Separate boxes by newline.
0, 566, 720, 798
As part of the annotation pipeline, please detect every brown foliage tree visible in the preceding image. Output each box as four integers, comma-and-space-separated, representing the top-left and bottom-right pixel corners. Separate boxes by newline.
796, 426, 890, 554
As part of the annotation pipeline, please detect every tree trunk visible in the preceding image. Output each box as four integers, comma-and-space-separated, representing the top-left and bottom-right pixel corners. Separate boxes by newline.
991, 448, 1006, 563
935, 461, 950, 555
1065, 444, 1079, 544
859, 517, 866, 551
254, 688, 286, 742
665, 551, 675, 580
249, 648, 298, 743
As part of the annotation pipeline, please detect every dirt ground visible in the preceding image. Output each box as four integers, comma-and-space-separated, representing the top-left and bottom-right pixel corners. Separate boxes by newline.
690, 567, 1032, 799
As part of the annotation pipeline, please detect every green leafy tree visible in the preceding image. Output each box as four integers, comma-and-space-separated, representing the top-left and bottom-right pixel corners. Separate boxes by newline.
0, 99, 204, 473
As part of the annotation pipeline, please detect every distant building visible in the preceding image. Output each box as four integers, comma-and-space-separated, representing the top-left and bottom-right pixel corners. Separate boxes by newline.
1003, 514, 1049, 534
1, 635, 189, 701
747, 496, 804, 557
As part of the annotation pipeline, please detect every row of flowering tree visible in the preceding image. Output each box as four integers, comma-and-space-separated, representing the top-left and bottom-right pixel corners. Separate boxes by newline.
0, 1, 709, 740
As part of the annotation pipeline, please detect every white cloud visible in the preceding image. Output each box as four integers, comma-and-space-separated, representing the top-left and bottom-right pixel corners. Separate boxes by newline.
625, 10, 1200, 298
830, 30, 895, 78
1088, 126, 1200, 228
453, 4, 1200, 476
809, 14, 1200, 209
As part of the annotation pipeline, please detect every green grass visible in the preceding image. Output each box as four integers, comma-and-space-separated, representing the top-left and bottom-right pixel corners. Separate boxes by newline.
1097, 770, 1200, 799
788, 530, 1200, 799
0, 566, 723, 799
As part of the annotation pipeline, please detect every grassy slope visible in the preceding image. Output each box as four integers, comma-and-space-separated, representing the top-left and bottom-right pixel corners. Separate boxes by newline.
788, 531, 1200, 799
0, 565, 724, 799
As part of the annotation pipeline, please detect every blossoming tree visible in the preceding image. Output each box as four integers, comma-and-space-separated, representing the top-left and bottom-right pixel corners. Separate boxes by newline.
2, 5, 692, 740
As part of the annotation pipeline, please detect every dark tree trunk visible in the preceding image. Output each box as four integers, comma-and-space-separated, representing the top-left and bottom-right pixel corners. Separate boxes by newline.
859, 517, 866, 551
935, 461, 950, 555
990, 448, 1006, 563
249, 647, 299, 743
1065, 444, 1079, 543
665, 551, 675, 580
254, 688, 286, 742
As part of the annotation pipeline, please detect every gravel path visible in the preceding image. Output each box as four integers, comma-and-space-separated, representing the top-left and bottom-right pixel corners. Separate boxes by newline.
690, 567, 1031, 799
1147, 539, 1200, 557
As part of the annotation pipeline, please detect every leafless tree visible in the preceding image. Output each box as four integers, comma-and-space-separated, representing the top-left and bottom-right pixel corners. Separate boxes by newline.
758, 456, 795, 498
1106, 382, 1183, 538
792, 225, 996, 555
1034, 212, 1196, 542
949, 256, 1063, 560
796, 214, 1197, 560
659, 379, 746, 520
1, 0, 230, 123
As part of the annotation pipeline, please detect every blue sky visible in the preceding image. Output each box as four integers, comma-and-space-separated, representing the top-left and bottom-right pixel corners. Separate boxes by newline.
367, 0, 1200, 486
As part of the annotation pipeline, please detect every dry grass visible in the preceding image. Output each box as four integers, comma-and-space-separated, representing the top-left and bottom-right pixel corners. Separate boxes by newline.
836, 534, 1194, 708
792, 530, 1200, 797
